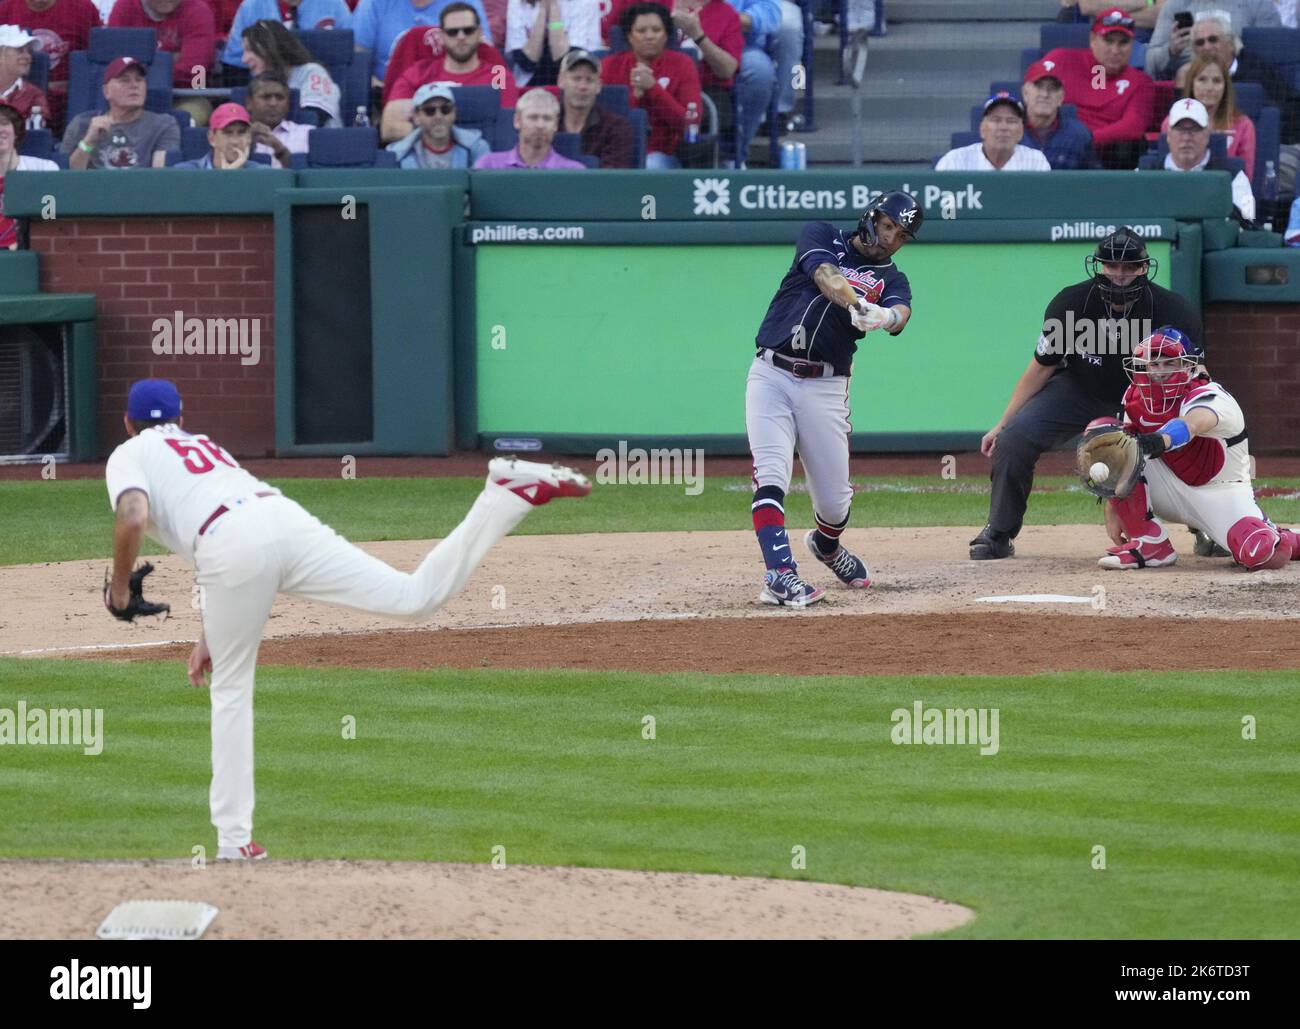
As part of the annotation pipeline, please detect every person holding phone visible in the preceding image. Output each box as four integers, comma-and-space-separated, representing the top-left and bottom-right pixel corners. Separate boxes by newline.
1145, 1, 1281, 80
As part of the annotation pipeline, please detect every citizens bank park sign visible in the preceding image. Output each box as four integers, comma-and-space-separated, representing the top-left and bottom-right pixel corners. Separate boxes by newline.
686, 178, 1169, 239
690, 179, 988, 218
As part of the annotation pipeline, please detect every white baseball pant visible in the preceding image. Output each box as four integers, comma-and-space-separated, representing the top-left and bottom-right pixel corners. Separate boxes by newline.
194, 482, 533, 849
1143, 459, 1264, 550
745, 352, 854, 525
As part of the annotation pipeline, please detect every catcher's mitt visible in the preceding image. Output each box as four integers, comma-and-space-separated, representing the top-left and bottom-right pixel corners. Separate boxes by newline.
1077, 419, 1143, 499
104, 562, 171, 622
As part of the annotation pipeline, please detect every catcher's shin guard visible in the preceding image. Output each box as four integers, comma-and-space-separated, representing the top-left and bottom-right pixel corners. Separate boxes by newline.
1229, 517, 1293, 571
1107, 479, 1165, 542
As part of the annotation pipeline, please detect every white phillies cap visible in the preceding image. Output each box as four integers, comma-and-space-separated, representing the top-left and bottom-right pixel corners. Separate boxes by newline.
1168, 97, 1209, 129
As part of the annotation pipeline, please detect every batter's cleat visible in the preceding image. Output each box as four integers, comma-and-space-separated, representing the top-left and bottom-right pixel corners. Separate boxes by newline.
1098, 536, 1177, 570
489, 457, 592, 506
1191, 528, 1231, 558
969, 525, 1014, 560
759, 567, 826, 608
804, 530, 871, 588
217, 841, 267, 861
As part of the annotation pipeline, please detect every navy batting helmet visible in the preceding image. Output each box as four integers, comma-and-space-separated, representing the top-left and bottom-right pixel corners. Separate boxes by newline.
1084, 227, 1158, 306
858, 190, 922, 246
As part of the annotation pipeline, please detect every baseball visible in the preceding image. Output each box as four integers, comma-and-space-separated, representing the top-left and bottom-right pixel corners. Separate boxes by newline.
1090, 462, 1110, 481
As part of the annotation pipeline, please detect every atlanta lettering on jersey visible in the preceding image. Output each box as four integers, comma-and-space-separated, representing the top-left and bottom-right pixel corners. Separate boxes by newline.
754, 221, 912, 374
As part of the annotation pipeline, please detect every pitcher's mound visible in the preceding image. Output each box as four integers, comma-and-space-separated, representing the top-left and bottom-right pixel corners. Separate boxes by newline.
0, 859, 973, 939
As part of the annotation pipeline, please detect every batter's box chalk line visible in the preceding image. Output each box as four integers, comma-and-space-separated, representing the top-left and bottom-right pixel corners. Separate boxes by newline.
720, 483, 1093, 495
96, 900, 219, 940
975, 594, 1095, 605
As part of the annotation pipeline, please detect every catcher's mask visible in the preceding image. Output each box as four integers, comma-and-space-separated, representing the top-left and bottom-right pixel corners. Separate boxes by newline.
1124, 326, 1198, 416
858, 190, 923, 248
1085, 227, 1157, 307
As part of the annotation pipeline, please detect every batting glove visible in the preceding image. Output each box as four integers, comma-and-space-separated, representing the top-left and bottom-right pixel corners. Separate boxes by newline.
850, 300, 893, 333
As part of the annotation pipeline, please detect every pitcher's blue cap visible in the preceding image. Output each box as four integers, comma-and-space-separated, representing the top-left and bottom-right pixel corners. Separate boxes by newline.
127, 379, 182, 420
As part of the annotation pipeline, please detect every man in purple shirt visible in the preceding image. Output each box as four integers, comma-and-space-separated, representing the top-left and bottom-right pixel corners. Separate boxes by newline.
475, 87, 586, 169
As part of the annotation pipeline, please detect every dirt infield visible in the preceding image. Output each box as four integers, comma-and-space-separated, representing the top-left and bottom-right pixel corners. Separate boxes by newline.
4, 523, 1296, 939
3, 526, 1297, 673
0, 861, 973, 940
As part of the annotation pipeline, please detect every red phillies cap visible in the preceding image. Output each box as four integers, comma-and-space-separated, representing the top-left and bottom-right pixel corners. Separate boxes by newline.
103, 56, 145, 84
1024, 59, 1062, 85
210, 102, 251, 131
1091, 7, 1136, 38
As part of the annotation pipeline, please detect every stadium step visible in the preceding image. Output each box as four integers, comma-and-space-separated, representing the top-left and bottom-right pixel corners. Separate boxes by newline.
748, 126, 954, 165
783, 20, 1049, 166
810, 21, 1041, 76
884, 0, 1060, 21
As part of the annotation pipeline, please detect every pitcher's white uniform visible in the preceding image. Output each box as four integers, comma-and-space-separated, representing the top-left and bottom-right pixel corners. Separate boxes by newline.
106, 424, 552, 853
1121, 379, 1262, 549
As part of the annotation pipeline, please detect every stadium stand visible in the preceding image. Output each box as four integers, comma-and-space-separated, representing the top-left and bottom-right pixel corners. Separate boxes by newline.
306, 125, 397, 166
292, 28, 366, 125
66, 28, 175, 121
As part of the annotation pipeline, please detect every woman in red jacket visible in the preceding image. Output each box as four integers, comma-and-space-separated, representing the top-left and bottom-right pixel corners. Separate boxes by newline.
600, 2, 699, 168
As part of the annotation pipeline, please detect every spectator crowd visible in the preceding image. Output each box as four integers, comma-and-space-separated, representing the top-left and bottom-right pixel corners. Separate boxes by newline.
0, 0, 814, 174
0, 0, 1293, 247
937, 5, 1300, 231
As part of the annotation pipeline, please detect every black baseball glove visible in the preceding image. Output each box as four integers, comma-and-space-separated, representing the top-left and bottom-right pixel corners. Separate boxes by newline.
104, 562, 171, 622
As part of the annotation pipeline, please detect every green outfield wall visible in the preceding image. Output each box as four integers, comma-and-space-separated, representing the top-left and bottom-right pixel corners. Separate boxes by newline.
473, 240, 1174, 449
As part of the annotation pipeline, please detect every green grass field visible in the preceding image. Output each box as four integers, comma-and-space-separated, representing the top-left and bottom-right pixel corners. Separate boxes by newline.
3, 473, 1299, 938
1, 658, 1296, 938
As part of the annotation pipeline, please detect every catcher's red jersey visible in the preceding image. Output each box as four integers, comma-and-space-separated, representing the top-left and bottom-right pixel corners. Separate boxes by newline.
1122, 381, 1250, 487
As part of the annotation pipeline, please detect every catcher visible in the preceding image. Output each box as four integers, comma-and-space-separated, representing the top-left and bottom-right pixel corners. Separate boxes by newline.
1078, 326, 1300, 571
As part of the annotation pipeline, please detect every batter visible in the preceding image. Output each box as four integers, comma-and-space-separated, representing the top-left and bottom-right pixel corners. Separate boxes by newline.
103, 379, 591, 860
746, 191, 921, 607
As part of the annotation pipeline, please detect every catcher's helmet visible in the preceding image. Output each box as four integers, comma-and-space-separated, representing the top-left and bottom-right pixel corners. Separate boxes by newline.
1124, 326, 1198, 416
858, 190, 923, 246
1084, 227, 1158, 306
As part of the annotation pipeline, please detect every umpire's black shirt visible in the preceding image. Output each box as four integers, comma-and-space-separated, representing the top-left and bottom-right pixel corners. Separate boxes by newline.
1033, 279, 1203, 403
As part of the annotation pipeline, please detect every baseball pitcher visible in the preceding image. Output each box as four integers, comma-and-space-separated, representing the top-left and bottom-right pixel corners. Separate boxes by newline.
104, 379, 591, 860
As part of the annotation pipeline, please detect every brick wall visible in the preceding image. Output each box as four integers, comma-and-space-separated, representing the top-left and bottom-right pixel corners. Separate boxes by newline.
1204, 304, 1300, 456
29, 217, 276, 458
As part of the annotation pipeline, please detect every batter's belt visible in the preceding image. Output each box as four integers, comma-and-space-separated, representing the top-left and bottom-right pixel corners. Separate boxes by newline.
757, 348, 846, 379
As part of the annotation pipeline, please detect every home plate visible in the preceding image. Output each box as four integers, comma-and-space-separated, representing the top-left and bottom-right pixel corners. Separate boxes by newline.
975, 594, 1095, 605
